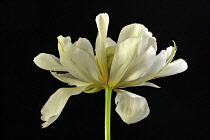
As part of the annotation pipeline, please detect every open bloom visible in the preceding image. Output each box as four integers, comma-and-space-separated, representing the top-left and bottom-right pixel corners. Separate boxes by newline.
34, 13, 187, 128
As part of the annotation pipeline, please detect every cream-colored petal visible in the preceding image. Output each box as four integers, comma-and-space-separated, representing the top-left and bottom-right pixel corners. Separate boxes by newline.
58, 36, 101, 84
154, 59, 188, 78
115, 90, 150, 124
33, 53, 66, 71
117, 24, 145, 44
95, 13, 109, 82
51, 72, 92, 87
108, 38, 140, 87
41, 87, 86, 128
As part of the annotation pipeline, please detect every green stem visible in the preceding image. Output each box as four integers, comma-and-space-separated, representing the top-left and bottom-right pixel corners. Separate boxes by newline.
105, 87, 112, 140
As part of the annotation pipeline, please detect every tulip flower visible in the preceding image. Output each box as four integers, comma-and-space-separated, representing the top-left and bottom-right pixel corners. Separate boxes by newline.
34, 13, 187, 140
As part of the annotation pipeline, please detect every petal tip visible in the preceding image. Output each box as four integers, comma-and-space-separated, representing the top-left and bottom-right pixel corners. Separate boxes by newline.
41, 122, 48, 128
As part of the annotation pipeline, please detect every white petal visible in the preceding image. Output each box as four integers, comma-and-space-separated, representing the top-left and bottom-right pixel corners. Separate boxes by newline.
141, 45, 176, 78
118, 46, 175, 87
96, 13, 109, 40
95, 13, 109, 82
58, 36, 101, 84
75, 38, 95, 58
57, 35, 72, 49
154, 59, 188, 78
117, 24, 144, 44
33, 53, 66, 71
108, 38, 140, 87
139, 27, 157, 54
118, 24, 157, 53
51, 72, 92, 87
119, 46, 156, 84
41, 87, 86, 128
145, 49, 168, 76
115, 90, 150, 124
75, 38, 103, 81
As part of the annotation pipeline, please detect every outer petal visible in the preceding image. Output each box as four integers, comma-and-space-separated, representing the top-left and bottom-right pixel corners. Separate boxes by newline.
58, 36, 101, 84
154, 59, 188, 78
33, 53, 66, 71
95, 13, 109, 82
41, 87, 86, 128
51, 72, 92, 87
108, 38, 140, 87
115, 90, 150, 124
118, 24, 157, 53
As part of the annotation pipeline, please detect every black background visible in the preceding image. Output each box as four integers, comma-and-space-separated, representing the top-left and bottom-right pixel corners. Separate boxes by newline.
1, 0, 209, 139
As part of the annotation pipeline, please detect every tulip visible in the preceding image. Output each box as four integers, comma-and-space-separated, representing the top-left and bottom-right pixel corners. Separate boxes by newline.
34, 13, 187, 140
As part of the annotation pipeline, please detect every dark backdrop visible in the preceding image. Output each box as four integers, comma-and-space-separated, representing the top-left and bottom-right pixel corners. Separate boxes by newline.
1, 0, 209, 139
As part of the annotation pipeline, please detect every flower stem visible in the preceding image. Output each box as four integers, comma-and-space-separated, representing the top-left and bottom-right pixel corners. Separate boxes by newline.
105, 87, 112, 140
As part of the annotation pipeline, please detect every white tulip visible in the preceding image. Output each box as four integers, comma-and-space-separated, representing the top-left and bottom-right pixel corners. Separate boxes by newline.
34, 13, 188, 136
